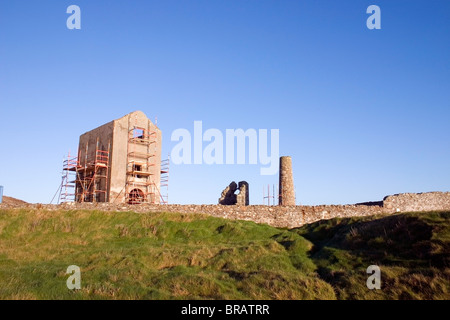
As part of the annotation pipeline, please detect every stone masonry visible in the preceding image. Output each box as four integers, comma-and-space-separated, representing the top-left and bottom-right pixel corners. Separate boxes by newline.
383, 192, 450, 212
3, 192, 449, 229
218, 182, 238, 205
279, 156, 295, 206
76, 111, 162, 204
218, 181, 249, 206
237, 181, 249, 206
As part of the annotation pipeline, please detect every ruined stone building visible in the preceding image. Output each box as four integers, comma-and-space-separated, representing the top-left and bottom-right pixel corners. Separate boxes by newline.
67, 111, 162, 204
219, 181, 249, 206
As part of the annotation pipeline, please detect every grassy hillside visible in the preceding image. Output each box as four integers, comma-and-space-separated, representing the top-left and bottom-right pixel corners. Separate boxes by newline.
0, 208, 448, 300
295, 211, 450, 299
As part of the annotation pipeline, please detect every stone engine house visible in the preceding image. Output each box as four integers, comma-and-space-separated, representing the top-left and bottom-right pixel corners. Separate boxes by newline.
72, 111, 162, 204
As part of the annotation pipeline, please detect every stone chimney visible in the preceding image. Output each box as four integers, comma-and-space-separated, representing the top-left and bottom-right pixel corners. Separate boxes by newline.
279, 156, 295, 206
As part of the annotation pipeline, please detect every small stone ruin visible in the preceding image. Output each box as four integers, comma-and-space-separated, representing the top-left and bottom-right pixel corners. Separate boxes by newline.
218, 181, 249, 206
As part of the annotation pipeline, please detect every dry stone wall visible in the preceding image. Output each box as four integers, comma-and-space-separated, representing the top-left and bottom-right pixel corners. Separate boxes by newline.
1, 192, 449, 229
383, 192, 450, 212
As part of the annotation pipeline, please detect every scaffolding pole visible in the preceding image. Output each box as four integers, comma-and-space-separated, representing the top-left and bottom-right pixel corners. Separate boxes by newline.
57, 151, 77, 203
125, 114, 158, 204
160, 155, 169, 204
263, 184, 276, 206
72, 138, 110, 203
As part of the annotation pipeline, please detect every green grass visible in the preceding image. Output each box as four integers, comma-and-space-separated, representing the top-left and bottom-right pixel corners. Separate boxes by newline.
0, 208, 448, 300
295, 211, 450, 299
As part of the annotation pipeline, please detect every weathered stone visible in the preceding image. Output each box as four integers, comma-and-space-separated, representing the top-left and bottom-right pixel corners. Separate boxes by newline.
218, 182, 238, 205
75, 111, 162, 204
2, 192, 449, 229
383, 192, 450, 212
236, 181, 249, 206
279, 156, 295, 206
219, 181, 249, 206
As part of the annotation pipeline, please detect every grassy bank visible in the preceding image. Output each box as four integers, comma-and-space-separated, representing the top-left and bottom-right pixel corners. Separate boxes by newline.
0, 208, 448, 299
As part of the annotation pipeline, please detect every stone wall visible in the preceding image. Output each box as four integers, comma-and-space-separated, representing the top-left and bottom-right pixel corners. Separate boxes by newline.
2, 192, 449, 229
236, 181, 249, 206
218, 182, 238, 205
383, 192, 450, 212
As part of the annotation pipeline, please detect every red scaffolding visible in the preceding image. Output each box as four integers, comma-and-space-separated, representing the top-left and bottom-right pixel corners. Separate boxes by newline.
125, 115, 159, 204
72, 138, 110, 203
263, 184, 277, 206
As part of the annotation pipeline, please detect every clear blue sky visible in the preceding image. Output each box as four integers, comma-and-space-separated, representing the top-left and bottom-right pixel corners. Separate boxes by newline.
0, 0, 449, 205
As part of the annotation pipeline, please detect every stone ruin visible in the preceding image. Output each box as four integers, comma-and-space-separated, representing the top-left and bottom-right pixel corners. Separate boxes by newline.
279, 156, 295, 206
218, 181, 249, 206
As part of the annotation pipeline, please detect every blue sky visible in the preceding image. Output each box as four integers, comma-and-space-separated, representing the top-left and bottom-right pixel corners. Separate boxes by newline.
0, 0, 449, 205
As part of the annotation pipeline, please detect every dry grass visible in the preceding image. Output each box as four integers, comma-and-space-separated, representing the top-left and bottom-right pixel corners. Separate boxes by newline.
0, 208, 448, 300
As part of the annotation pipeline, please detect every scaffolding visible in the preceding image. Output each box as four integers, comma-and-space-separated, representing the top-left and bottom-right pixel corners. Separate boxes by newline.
263, 184, 277, 205
56, 113, 165, 205
160, 155, 169, 204
74, 138, 110, 203
59, 152, 77, 203
125, 115, 158, 204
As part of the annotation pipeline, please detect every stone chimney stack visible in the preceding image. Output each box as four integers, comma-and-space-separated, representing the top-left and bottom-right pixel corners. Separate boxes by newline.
279, 156, 295, 206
